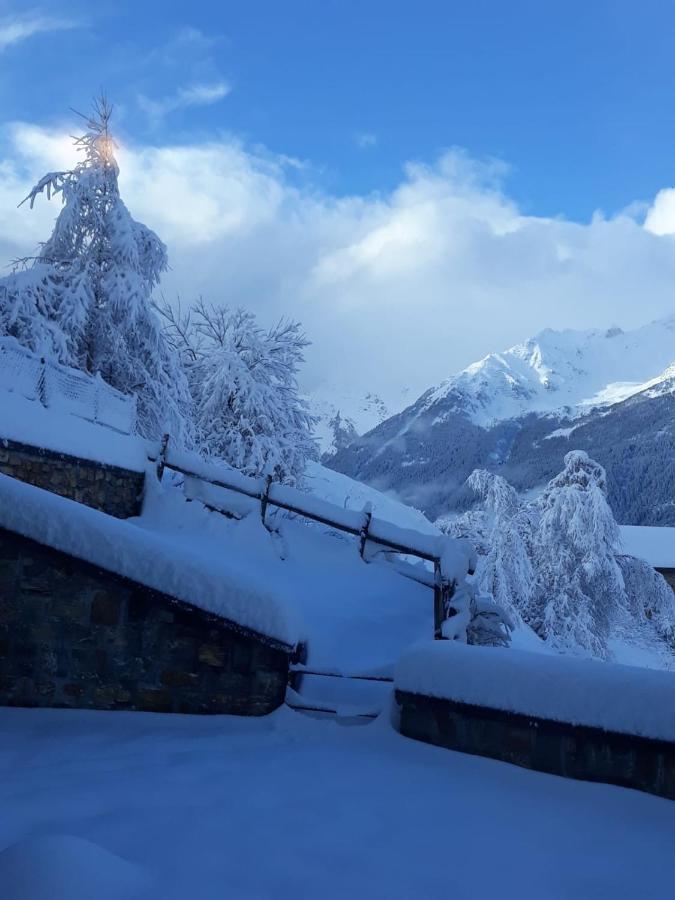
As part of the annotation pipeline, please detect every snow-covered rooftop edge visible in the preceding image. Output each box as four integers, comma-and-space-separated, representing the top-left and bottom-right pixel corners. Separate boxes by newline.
395, 641, 675, 743
0, 472, 300, 649
620, 525, 675, 569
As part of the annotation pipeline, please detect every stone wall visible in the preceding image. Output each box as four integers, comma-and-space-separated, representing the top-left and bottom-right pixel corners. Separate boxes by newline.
396, 689, 675, 801
0, 438, 144, 519
0, 527, 291, 716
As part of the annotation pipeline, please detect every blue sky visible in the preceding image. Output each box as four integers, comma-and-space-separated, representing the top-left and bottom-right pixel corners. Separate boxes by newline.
4, 0, 675, 219
2, 1, 675, 404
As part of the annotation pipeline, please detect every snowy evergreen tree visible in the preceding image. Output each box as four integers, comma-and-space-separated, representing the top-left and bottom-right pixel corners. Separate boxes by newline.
442, 452, 675, 660
618, 555, 675, 646
0, 96, 193, 443
159, 297, 318, 484
327, 411, 358, 456
531, 451, 626, 658
461, 469, 535, 624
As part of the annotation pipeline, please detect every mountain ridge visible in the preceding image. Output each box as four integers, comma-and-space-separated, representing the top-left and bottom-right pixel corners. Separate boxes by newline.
327, 315, 675, 525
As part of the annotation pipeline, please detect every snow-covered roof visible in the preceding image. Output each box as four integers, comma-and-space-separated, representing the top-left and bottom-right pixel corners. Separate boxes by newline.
0, 391, 148, 472
620, 525, 675, 569
0, 473, 299, 648
395, 641, 675, 743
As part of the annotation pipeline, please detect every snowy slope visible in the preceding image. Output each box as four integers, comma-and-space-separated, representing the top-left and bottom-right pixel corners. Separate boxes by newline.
303, 460, 436, 535
138, 474, 434, 675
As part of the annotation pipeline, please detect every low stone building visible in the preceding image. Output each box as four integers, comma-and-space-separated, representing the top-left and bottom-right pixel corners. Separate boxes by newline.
0, 436, 297, 716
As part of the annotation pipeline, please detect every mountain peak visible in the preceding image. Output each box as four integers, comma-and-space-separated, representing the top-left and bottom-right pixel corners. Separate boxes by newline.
421, 317, 675, 427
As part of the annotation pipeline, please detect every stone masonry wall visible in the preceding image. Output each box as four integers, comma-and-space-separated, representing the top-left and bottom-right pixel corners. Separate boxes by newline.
0, 438, 144, 519
0, 528, 290, 716
396, 689, 675, 801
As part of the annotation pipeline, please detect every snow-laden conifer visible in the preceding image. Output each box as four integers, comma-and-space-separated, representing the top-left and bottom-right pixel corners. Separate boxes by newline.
531, 450, 625, 657
462, 469, 534, 624
327, 411, 358, 455
0, 96, 193, 443
618, 555, 675, 646
443, 452, 675, 660
159, 297, 318, 483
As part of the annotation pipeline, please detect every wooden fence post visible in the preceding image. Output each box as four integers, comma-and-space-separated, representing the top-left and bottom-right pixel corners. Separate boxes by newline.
260, 474, 273, 526
433, 561, 445, 639
93, 371, 101, 424
359, 509, 372, 559
156, 433, 170, 482
37, 358, 48, 407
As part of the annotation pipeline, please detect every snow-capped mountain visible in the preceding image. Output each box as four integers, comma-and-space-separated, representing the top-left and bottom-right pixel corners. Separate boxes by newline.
420, 316, 675, 427
328, 316, 675, 525
306, 385, 412, 457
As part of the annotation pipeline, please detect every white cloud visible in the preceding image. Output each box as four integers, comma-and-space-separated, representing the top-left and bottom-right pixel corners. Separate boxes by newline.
0, 11, 78, 51
644, 187, 675, 235
138, 81, 231, 124
3, 122, 675, 410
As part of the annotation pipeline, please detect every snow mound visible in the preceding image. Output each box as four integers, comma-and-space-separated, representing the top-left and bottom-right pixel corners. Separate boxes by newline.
0, 834, 150, 900
395, 641, 675, 742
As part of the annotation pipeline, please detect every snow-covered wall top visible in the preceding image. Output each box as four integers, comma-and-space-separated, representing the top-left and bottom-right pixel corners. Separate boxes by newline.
0, 392, 148, 473
395, 642, 675, 742
0, 336, 137, 434
0, 473, 300, 648
620, 525, 675, 569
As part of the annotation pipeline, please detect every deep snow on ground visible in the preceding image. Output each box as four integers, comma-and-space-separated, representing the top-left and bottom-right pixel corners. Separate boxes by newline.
1, 706, 674, 900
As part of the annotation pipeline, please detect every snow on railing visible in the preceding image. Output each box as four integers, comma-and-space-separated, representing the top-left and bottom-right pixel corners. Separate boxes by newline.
152, 437, 477, 637
0, 337, 136, 435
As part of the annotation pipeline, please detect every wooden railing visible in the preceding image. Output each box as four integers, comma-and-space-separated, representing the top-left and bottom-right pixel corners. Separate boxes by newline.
150, 435, 474, 637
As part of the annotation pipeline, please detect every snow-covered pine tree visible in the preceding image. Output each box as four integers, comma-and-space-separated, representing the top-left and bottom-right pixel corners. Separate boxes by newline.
532, 450, 626, 658
327, 411, 358, 456
159, 297, 318, 484
460, 469, 535, 625
617, 555, 675, 646
443, 455, 675, 659
0, 96, 193, 443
